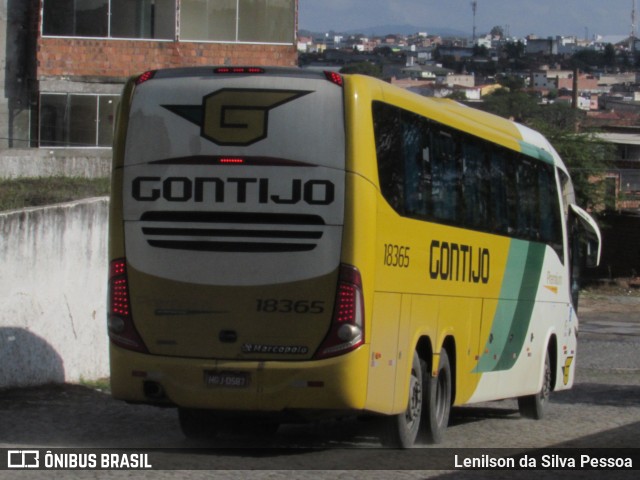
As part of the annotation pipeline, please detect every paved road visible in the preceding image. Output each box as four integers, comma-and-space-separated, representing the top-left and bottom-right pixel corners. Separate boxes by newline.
0, 295, 638, 479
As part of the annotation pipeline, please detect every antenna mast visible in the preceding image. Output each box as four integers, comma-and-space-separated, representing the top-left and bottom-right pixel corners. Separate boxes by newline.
633, 0, 637, 37
632, 0, 637, 54
471, 1, 477, 42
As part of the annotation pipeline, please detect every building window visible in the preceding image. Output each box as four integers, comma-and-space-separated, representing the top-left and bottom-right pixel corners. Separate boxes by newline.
42, 0, 176, 40
111, 0, 175, 39
237, 0, 294, 43
40, 94, 120, 148
41, 1, 294, 44
180, 0, 295, 43
43, 0, 109, 37
180, 0, 236, 41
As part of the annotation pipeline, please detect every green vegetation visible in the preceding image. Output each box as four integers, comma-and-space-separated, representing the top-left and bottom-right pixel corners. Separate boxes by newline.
340, 61, 383, 78
78, 377, 111, 393
0, 177, 110, 212
480, 92, 614, 211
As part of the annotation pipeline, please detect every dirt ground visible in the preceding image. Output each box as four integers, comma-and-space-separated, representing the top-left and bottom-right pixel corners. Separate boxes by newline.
580, 281, 640, 311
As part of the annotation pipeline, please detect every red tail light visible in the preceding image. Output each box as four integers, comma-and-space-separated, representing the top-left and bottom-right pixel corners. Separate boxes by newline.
314, 264, 364, 359
108, 258, 148, 353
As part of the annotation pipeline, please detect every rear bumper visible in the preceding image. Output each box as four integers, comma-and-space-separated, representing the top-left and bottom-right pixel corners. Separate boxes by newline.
110, 344, 370, 412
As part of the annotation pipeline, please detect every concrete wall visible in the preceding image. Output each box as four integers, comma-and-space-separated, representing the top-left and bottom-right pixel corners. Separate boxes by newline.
0, 197, 109, 388
0, 148, 112, 179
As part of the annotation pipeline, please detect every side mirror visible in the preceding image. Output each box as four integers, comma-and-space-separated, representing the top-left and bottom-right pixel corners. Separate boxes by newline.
569, 204, 601, 269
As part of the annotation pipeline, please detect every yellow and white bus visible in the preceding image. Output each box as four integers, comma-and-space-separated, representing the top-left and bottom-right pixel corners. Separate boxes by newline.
108, 67, 601, 447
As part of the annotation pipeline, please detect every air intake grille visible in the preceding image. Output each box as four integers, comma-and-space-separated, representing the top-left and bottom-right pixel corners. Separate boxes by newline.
139, 211, 325, 252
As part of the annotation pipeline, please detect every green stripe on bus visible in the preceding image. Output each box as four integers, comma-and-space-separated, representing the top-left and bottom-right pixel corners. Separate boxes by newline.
474, 240, 545, 373
519, 141, 555, 165
494, 242, 545, 371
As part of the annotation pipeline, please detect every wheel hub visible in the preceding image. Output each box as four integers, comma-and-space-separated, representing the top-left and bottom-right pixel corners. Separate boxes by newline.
406, 373, 422, 424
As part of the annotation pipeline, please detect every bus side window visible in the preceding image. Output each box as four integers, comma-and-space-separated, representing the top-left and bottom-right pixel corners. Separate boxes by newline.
461, 140, 489, 230
374, 103, 404, 213
489, 151, 512, 236
402, 116, 428, 217
431, 129, 461, 224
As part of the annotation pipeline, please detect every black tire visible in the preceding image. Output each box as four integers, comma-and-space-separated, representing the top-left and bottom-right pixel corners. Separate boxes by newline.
423, 348, 452, 444
518, 350, 551, 420
380, 351, 426, 448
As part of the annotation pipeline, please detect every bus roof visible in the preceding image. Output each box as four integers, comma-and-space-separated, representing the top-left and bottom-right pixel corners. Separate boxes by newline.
429, 97, 568, 174
130, 67, 569, 175
348, 74, 569, 174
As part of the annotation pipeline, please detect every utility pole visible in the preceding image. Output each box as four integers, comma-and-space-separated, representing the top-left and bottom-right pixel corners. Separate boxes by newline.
633, 0, 637, 38
471, 1, 477, 43
632, 0, 637, 54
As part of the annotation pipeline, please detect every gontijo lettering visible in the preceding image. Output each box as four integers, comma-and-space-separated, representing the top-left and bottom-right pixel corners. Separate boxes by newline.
429, 239, 490, 284
132, 176, 335, 205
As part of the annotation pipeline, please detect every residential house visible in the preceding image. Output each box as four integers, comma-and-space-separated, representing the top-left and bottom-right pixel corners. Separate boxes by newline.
596, 126, 640, 211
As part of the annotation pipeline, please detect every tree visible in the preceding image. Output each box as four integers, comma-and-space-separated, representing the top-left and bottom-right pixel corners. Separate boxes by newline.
446, 90, 468, 101
571, 49, 604, 72
603, 43, 616, 69
481, 89, 538, 122
490, 26, 505, 38
497, 74, 526, 91
480, 93, 613, 210
528, 105, 613, 210
502, 40, 526, 61
473, 44, 489, 57
339, 62, 382, 78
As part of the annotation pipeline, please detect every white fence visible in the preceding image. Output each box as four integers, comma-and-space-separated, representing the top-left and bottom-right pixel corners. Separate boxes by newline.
0, 197, 110, 388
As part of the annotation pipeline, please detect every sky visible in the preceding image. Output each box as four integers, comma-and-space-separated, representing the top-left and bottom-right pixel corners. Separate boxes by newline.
299, 0, 636, 39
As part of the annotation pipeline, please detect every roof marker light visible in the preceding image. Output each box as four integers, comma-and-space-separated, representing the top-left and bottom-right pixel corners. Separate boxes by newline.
324, 71, 344, 87
136, 70, 156, 85
214, 67, 265, 74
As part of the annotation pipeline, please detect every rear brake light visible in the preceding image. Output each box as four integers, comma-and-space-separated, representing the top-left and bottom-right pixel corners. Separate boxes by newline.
108, 258, 148, 353
314, 264, 364, 359
324, 71, 344, 87
219, 157, 245, 164
135, 70, 156, 85
214, 67, 265, 74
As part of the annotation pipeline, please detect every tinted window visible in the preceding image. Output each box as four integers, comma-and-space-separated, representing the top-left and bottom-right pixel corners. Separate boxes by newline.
373, 101, 564, 260
40, 94, 120, 147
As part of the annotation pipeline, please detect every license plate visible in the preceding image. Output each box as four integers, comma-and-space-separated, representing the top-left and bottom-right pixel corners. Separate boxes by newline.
204, 371, 250, 388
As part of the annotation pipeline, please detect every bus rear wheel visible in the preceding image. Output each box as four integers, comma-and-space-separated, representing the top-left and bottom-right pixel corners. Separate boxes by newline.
423, 349, 452, 444
518, 350, 551, 420
380, 351, 426, 448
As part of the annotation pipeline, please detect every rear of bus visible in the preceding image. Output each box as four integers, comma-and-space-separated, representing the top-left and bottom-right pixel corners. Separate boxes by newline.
108, 68, 369, 422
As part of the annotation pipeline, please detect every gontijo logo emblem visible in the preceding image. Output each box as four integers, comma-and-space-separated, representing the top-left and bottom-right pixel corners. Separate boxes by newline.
163, 89, 312, 146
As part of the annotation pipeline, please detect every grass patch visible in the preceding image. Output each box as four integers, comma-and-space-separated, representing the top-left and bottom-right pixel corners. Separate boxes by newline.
78, 377, 111, 393
0, 177, 110, 211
